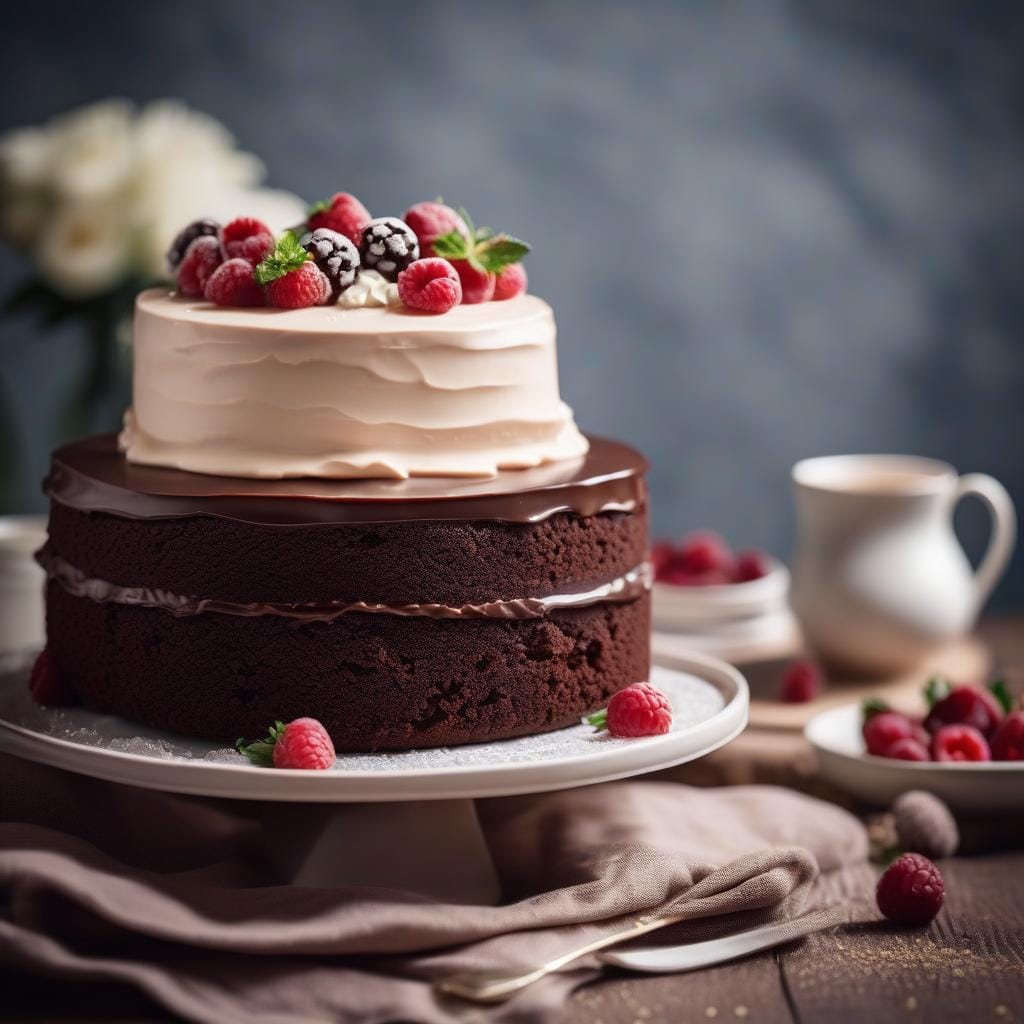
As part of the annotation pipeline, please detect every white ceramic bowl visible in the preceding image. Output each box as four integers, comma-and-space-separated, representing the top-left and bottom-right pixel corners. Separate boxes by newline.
805, 702, 1024, 813
0, 516, 47, 655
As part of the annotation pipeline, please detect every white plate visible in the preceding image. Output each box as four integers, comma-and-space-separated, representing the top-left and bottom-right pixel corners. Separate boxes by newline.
0, 652, 748, 803
805, 703, 1024, 813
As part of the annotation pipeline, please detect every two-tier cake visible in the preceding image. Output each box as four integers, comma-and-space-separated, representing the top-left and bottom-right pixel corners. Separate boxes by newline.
36, 196, 651, 751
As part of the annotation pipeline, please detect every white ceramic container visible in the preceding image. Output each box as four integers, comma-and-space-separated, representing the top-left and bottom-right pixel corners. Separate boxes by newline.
0, 516, 47, 655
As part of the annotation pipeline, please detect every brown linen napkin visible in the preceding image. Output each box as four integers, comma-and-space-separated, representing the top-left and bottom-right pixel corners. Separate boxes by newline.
0, 753, 869, 1023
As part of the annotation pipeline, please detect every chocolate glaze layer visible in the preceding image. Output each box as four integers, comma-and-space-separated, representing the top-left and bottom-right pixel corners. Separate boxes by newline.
39, 550, 651, 622
46, 435, 647, 526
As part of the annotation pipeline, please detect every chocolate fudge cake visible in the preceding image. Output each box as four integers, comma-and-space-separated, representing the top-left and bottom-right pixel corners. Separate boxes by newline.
37, 200, 651, 751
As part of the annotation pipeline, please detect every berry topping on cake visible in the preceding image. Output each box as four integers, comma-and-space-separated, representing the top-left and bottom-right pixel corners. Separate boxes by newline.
397, 257, 462, 313
359, 217, 420, 281
302, 228, 361, 299
236, 717, 336, 770
931, 723, 991, 762
204, 258, 265, 307
432, 205, 530, 304
166, 218, 220, 272
176, 235, 224, 297
255, 231, 331, 308
221, 217, 273, 259
404, 201, 469, 259
586, 682, 673, 738
493, 262, 528, 301
779, 659, 822, 703
307, 192, 371, 245
28, 649, 76, 707
876, 853, 945, 925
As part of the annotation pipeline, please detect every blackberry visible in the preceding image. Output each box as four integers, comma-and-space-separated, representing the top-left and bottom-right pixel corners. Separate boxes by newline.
166, 218, 220, 272
359, 217, 419, 281
302, 228, 360, 300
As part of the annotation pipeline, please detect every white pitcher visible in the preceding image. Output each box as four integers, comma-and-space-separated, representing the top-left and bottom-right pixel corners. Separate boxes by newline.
790, 455, 1016, 676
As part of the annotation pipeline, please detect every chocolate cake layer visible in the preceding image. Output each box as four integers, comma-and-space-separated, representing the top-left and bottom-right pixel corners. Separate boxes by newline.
42, 434, 651, 751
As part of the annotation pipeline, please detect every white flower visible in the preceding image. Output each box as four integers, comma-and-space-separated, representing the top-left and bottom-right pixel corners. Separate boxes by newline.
0, 126, 54, 246
47, 99, 136, 202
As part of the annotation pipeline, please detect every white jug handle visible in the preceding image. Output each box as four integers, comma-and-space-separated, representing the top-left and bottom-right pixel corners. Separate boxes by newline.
955, 473, 1016, 611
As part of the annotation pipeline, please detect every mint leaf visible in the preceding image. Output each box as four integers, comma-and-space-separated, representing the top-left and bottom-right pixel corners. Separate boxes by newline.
254, 231, 309, 285
474, 226, 494, 242
235, 721, 285, 767
474, 234, 530, 274
433, 230, 470, 260
924, 676, 952, 708
585, 708, 608, 732
861, 697, 890, 723
989, 678, 1014, 714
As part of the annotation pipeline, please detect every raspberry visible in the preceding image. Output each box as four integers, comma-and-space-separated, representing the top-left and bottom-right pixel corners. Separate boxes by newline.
676, 531, 734, 576
308, 192, 371, 246
166, 218, 219, 272
236, 717, 335, 770
924, 685, 1003, 737
451, 259, 496, 304
863, 711, 915, 756
493, 262, 528, 301
876, 853, 945, 925
779, 660, 822, 703
651, 540, 676, 579
397, 258, 462, 313
221, 217, 272, 258
204, 258, 265, 307
659, 568, 732, 587
176, 235, 223, 297
403, 201, 469, 259
587, 682, 673, 738
931, 724, 991, 762
234, 232, 274, 266
265, 262, 331, 309
28, 649, 75, 707
733, 550, 772, 583
359, 217, 419, 281
991, 711, 1024, 761
303, 228, 360, 300
884, 737, 931, 761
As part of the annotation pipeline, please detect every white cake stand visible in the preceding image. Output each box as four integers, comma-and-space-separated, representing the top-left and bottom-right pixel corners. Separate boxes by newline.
0, 651, 747, 904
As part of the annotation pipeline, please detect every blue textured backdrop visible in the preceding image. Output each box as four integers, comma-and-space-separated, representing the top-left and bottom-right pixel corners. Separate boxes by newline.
2, 0, 1023, 605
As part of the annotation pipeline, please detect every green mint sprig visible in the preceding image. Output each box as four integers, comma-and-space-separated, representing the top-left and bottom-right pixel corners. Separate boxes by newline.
924, 675, 952, 708
432, 205, 530, 275
236, 721, 286, 767
254, 231, 310, 286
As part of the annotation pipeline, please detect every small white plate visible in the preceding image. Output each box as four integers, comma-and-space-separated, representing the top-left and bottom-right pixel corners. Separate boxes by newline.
652, 559, 790, 629
805, 703, 1024, 813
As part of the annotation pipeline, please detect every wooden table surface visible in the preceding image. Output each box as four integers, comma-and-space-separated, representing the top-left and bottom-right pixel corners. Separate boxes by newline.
5, 619, 1024, 1023
562, 616, 1024, 1024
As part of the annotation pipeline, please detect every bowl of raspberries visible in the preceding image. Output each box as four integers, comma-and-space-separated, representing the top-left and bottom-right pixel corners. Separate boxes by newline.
805, 676, 1024, 812
651, 531, 800, 663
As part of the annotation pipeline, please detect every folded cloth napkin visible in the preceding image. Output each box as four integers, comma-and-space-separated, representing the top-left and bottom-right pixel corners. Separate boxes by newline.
0, 753, 869, 1023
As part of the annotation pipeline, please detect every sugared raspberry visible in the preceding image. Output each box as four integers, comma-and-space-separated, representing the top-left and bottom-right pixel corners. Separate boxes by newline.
677, 531, 734, 576
166, 218, 219, 272
397, 258, 462, 313
587, 682, 673, 738
884, 737, 931, 761
303, 228, 360, 300
493, 262, 528, 301
733, 550, 772, 583
236, 717, 335, 770
403, 201, 469, 259
359, 217, 419, 281
925, 685, 1003, 737
265, 262, 331, 309
233, 232, 274, 266
28, 649, 76, 707
779, 659, 822, 703
451, 259, 495, 304
308, 192, 371, 246
932, 724, 991, 762
876, 853, 945, 925
991, 711, 1024, 761
204, 258, 265, 307
221, 217, 272, 259
863, 711, 916, 756
176, 235, 223, 297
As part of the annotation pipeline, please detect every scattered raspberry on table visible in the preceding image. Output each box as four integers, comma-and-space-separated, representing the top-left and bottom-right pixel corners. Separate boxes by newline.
779, 659, 822, 703
876, 852, 945, 925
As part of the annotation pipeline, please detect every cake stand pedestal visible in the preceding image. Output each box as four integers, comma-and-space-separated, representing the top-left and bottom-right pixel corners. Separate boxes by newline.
0, 653, 748, 905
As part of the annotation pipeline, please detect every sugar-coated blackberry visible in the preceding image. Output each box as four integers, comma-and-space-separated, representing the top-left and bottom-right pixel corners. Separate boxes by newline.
302, 228, 361, 300
359, 217, 419, 281
166, 219, 220, 272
